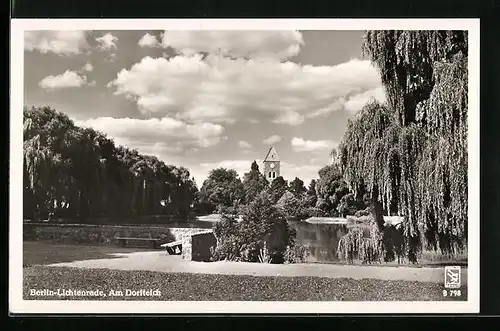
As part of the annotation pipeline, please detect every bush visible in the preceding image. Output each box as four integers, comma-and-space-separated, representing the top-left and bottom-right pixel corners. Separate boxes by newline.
299, 206, 325, 219
211, 214, 241, 261
337, 225, 384, 264
211, 191, 297, 264
354, 207, 372, 217
338, 220, 411, 264
346, 214, 373, 225
284, 243, 311, 264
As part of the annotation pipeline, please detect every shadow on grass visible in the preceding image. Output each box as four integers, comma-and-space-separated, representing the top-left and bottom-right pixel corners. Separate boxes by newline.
23, 241, 153, 267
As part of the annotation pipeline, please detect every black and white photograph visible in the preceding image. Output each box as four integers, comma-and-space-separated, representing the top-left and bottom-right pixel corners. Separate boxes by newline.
10, 19, 480, 314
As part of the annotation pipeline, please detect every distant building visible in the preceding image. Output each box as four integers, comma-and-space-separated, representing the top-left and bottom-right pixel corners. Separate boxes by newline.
263, 145, 280, 183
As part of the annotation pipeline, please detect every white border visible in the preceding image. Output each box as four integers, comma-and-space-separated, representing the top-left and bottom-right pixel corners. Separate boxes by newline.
10, 19, 480, 314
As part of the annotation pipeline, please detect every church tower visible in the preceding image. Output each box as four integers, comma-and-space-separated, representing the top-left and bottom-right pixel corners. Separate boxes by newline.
263, 145, 280, 183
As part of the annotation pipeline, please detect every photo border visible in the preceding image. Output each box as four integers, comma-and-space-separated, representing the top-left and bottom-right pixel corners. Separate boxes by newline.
9, 18, 480, 314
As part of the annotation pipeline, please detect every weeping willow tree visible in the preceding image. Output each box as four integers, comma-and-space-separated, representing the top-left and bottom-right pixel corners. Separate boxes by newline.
338, 31, 468, 262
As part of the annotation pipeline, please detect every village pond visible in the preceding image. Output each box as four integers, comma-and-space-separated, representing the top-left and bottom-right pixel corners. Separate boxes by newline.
31, 215, 354, 263
160, 216, 354, 263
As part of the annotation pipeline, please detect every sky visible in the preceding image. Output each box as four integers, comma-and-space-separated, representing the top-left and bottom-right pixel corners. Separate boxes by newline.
24, 30, 386, 188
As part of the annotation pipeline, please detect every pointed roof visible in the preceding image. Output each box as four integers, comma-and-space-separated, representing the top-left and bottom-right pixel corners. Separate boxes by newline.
264, 145, 280, 162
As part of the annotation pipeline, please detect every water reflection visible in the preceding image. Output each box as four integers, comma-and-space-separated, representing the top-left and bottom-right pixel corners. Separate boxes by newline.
289, 221, 350, 263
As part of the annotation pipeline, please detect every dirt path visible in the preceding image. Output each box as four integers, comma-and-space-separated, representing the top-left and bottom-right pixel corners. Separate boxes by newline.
47, 251, 468, 284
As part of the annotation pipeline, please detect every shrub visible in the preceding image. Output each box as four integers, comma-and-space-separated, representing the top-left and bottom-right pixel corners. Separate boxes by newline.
354, 207, 372, 217
211, 191, 297, 264
338, 220, 411, 264
211, 214, 242, 261
298, 206, 325, 219
284, 243, 311, 264
346, 214, 373, 225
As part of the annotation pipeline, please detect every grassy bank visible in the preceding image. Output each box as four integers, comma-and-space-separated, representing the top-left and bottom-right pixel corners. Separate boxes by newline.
23, 266, 466, 301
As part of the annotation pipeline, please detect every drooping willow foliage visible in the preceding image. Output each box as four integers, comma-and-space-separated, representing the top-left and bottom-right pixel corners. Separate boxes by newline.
338, 30, 468, 262
23, 106, 199, 222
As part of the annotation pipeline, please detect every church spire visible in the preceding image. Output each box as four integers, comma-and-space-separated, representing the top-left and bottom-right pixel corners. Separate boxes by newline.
263, 145, 280, 162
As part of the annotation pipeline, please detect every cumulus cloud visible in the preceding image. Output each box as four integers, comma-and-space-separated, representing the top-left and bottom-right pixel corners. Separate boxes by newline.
38, 70, 90, 90
263, 135, 281, 145
24, 31, 88, 55
344, 87, 386, 113
108, 55, 382, 125
75, 117, 226, 156
238, 140, 252, 149
291, 137, 337, 153
280, 162, 323, 185
96, 33, 118, 51
161, 30, 304, 61
82, 62, 93, 72
138, 33, 159, 47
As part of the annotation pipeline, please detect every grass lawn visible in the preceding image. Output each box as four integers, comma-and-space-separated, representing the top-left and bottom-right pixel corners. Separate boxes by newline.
23, 266, 467, 301
23, 241, 153, 267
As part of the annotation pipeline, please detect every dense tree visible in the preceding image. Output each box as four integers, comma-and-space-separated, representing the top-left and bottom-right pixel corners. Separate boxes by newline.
239, 191, 295, 263
23, 106, 198, 221
199, 168, 245, 210
242, 161, 269, 202
337, 193, 357, 218
212, 191, 297, 264
305, 179, 318, 207
315, 164, 350, 216
268, 176, 288, 204
276, 191, 301, 219
289, 177, 306, 198
338, 30, 468, 261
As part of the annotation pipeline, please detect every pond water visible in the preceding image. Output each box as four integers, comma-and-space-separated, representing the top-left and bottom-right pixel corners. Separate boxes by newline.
42, 215, 354, 263
288, 220, 350, 263
188, 216, 353, 263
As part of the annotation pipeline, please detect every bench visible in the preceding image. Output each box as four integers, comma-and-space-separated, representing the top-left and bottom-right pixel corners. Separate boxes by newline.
160, 240, 182, 255
115, 237, 162, 249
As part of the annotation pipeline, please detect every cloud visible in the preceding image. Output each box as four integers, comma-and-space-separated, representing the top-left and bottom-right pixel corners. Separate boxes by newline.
263, 135, 281, 145
75, 117, 226, 157
82, 62, 93, 72
238, 140, 252, 149
280, 162, 324, 185
138, 33, 159, 47
38, 70, 90, 90
291, 137, 337, 153
109, 55, 382, 126
161, 31, 304, 61
96, 33, 118, 51
272, 112, 304, 126
24, 31, 88, 55
191, 159, 252, 186
344, 87, 386, 113
305, 97, 346, 119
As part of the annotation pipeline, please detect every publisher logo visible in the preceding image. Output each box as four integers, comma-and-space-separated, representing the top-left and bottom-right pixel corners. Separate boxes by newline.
444, 266, 461, 289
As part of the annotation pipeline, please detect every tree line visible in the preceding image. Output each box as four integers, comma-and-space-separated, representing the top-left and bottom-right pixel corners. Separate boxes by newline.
23, 106, 198, 222
23, 106, 361, 223
197, 160, 369, 220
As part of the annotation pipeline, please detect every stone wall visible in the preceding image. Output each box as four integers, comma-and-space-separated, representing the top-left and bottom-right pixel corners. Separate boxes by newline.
23, 222, 209, 247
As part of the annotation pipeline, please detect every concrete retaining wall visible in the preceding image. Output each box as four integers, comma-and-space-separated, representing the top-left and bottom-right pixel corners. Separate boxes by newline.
182, 230, 216, 262
23, 222, 209, 247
